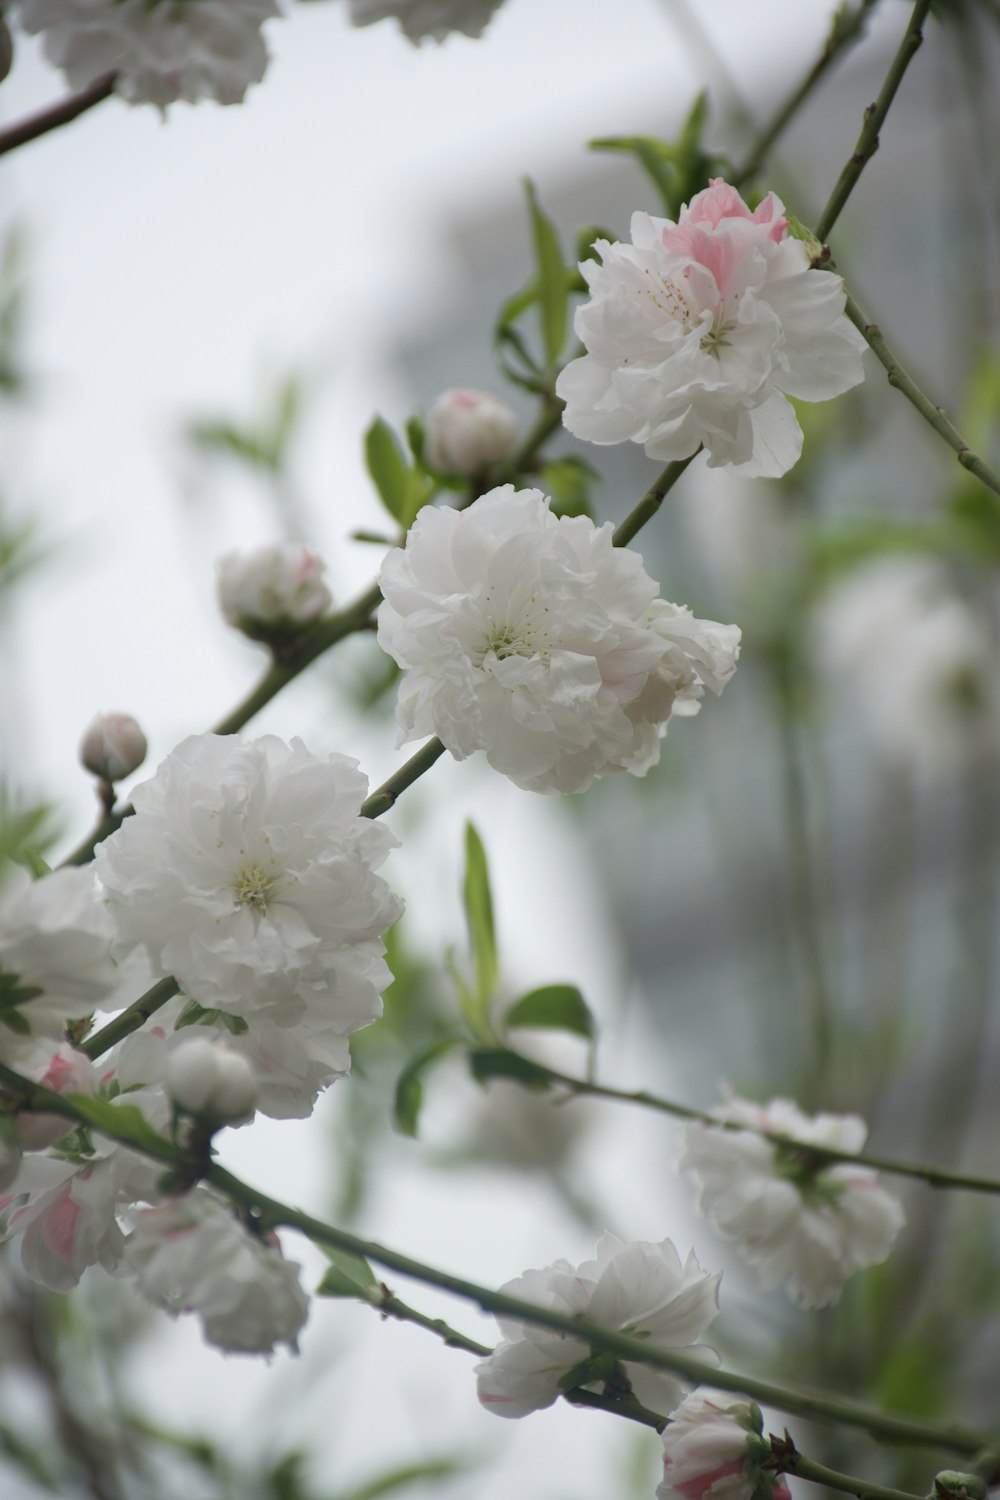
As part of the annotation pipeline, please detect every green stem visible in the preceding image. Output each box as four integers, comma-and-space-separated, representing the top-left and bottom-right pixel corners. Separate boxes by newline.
733, 0, 883, 190
843, 293, 1000, 500
494, 1050, 1000, 1198
778, 1445, 924, 1500
814, 0, 932, 243
360, 738, 447, 819
80, 977, 180, 1061
0, 74, 116, 158
0, 1063, 987, 1459
612, 454, 698, 549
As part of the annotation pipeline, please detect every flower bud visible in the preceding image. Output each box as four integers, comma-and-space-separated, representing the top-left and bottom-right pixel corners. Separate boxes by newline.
0, 1115, 23, 1191
79, 713, 148, 783
425, 389, 518, 476
216, 544, 332, 643
933, 1475, 987, 1500
167, 1036, 257, 1123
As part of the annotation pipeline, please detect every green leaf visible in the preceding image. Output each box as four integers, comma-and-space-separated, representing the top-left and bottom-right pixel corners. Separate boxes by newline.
468, 1048, 552, 1091
393, 1036, 461, 1137
523, 179, 568, 367
175, 998, 249, 1036
539, 456, 597, 520
462, 822, 498, 1020
316, 1247, 379, 1301
337, 1456, 473, 1500
364, 416, 412, 524
66, 1095, 174, 1159
503, 984, 595, 1040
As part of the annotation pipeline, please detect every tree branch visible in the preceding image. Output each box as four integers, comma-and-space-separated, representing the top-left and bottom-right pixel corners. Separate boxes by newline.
0, 74, 116, 159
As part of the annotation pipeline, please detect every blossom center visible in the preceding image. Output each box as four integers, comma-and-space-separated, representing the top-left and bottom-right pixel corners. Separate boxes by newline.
233, 863, 279, 914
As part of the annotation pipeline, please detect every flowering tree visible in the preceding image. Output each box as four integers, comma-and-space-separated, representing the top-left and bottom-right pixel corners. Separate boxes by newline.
1, 2, 1000, 1498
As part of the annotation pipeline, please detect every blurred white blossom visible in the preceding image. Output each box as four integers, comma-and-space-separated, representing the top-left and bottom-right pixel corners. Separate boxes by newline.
425, 388, 518, 476
813, 556, 1000, 778
96, 734, 403, 1047
377, 486, 739, 794
16, 0, 280, 108
166, 1034, 257, 1122
348, 0, 504, 43
658, 1390, 791, 1500
216, 544, 332, 642
124, 1189, 308, 1354
681, 1096, 904, 1309
557, 179, 866, 477
0, 866, 120, 1061
476, 1233, 719, 1418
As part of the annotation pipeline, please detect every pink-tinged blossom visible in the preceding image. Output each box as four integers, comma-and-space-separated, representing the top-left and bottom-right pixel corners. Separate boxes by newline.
658, 1390, 791, 1500
425, 388, 518, 476
557, 179, 866, 478
348, 0, 504, 43
377, 486, 740, 794
123, 1190, 308, 1355
95, 734, 402, 1038
15, 0, 280, 108
476, 1234, 720, 1419
216, 544, 333, 642
681, 1096, 904, 1310
14, 1042, 96, 1151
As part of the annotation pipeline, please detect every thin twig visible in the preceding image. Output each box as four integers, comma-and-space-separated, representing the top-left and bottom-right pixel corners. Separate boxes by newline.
0, 75, 115, 159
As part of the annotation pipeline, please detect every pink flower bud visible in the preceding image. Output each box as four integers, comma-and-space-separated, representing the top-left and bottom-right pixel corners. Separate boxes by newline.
425, 389, 518, 476
216, 544, 332, 643
167, 1036, 257, 1123
79, 713, 148, 783
17, 1044, 95, 1151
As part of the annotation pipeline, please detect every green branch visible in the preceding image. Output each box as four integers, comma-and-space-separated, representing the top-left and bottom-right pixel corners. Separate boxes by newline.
80, 977, 180, 1062
612, 453, 698, 549
844, 293, 1000, 500
0, 1063, 985, 1459
814, 0, 932, 243
360, 738, 448, 819
733, 0, 883, 190
486, 1049, 1000, 1198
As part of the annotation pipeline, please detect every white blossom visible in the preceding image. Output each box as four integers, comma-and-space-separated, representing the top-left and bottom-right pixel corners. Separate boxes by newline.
96, 734, 403, 1046
0, 865, 121, 1060
681, 1096, 905, 1310
216, 544, 333, 642
377, 486, 740, 794
476, 1234, 719, 1419
123, 1189, 308, 1355
813, 556, 1000, 779
658, 1390, 791, 1500
166, 1035, 257, 1122
16, 0, 280, 108
347, 0, 504, 43
79, 712, 148, 783
425, 388, 518, 476
557, 179, 866, 478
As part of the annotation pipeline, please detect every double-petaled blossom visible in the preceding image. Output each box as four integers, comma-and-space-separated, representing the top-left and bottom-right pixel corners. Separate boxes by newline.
681, 1096, 904, 1309
557, 179, 866, 478
658, 1390, 792, 1500
377, 486, 739, 794
348, 0, 504, 43
96, 734, 402, 1047
216, 544, 333, 643
123, 1189, 309, 1354
476, 1234, 720, 1419
15, 0, 280, 108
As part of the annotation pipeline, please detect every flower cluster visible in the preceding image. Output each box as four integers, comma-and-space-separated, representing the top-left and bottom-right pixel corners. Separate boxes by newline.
377, 485, 740, 794
557, 179, 866, 477
15, 0, 280, 108
476, 1234, 720, 1418
681, 1095, 905, 1309
0, 730, 403, 1352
